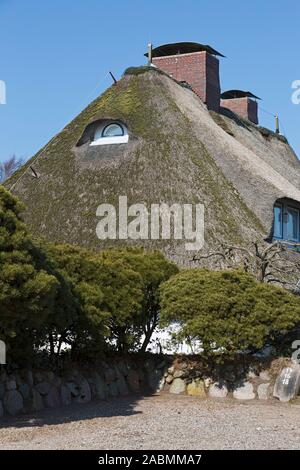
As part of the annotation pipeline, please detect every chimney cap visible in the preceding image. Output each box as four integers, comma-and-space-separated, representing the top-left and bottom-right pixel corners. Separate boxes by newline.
144, 42, 225, 58
221, 90, 261, 100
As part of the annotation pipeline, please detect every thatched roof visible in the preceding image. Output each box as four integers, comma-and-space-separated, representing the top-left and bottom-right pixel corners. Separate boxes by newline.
6, 67, 300, 265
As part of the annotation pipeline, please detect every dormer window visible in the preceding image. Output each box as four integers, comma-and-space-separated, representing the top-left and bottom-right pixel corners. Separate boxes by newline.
90, 121, 129, 146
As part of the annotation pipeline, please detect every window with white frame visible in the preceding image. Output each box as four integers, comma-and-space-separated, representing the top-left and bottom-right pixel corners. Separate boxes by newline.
90, 121, 129, 146
273, 201, 300, 243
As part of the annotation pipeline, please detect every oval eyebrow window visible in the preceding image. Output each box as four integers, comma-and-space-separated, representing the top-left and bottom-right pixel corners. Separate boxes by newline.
102, 123, 124, 138
90, 121, 129, 146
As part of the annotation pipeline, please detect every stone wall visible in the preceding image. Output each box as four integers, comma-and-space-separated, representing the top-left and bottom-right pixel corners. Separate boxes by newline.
0, 356, 296, 418
161, 357, 281, 400
0, 356, 165, 418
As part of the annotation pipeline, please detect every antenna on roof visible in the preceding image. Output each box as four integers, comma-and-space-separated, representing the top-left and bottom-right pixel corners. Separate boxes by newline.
148, 43, 153, 65
275, 115, 280, 134
109, 71, 118, 85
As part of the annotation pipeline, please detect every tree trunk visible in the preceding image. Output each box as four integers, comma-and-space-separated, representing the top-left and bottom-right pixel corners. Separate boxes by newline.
49, 333, 55, 357
140, 322, 156, 353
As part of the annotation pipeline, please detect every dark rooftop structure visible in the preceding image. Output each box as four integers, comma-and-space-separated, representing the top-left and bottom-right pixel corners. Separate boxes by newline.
221, 90, 261, 100
144, 42, 225, 58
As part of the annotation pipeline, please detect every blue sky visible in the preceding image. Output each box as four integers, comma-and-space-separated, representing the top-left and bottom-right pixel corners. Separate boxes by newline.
0, 0, 299, 163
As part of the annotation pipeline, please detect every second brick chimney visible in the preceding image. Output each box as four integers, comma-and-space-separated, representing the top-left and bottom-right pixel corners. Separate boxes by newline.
220, 90, 260, 124
146, 42, 224, 112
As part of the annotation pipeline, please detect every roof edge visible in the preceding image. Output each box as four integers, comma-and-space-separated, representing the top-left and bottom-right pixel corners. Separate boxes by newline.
144, 42, 225, 58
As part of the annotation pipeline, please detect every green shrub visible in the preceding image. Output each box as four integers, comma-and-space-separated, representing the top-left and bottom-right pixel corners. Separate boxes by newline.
160, 268, 300, 357
99, 248, 178, 351
0, 187, 179, 361
45, 246, 177, 353
0, 186, 61, 361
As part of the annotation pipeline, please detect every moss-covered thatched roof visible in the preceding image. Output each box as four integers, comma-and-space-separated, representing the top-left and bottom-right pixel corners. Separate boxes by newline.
6, 67, 300, 265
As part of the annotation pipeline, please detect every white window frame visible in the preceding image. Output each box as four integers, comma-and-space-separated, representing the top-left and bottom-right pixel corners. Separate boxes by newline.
90, 121, 129, 146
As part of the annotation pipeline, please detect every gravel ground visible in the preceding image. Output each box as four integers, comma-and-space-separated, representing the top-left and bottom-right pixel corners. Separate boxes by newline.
0, 393, 300, 450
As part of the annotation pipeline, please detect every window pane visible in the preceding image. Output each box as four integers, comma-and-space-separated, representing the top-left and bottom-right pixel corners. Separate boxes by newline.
286, 207, 299, 241
273, 205, 282, 238
102, 123, 124, 137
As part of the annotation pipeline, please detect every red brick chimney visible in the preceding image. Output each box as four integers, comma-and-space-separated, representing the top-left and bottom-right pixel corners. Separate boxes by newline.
146, 42, 224, 112
220, 90, 260, 124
